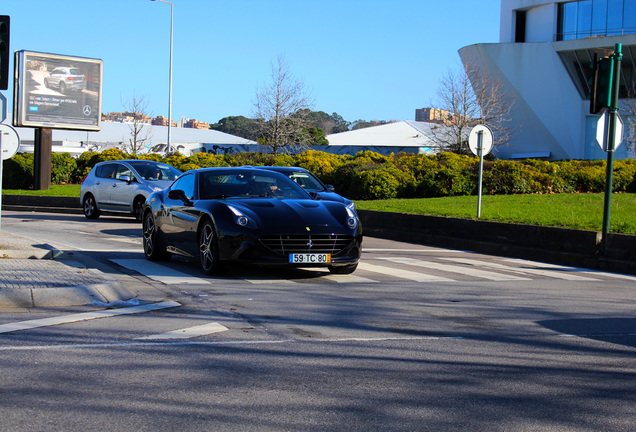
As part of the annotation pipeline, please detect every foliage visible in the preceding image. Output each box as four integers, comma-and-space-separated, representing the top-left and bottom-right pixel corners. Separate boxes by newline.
209, 116, 262, 141
6, 149, 636, 202
51, 153, 77, 184
3, 153, 34, 188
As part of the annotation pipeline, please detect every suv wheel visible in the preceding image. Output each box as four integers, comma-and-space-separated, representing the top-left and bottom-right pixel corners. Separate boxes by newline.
83, 194, 100, 219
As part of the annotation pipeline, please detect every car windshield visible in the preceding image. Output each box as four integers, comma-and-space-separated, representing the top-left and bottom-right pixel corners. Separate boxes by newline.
129, 161, 181, 181
286, 172, 326, 192
199, 170, 310, 200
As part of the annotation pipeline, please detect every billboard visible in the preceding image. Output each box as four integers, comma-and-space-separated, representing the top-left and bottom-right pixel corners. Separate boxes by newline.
13, 50, 102, 131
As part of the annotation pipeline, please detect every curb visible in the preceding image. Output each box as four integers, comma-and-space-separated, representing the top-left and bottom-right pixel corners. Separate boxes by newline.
0, 281, 136, 308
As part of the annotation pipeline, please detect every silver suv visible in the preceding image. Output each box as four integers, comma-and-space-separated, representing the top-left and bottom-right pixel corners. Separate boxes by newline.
81, 160, 181, 221
44, 66, 86, 93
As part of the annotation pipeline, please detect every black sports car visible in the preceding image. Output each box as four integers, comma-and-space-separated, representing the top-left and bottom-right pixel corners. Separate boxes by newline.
142, 167, 363, 275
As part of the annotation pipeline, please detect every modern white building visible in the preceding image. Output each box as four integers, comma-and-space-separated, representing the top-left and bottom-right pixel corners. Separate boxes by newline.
325, 121, 445, 155
459, 0, 636, 160
7, 121, 257, 157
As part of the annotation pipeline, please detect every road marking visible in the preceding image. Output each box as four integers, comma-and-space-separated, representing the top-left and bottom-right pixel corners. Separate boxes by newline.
136, 322, 229, 340
363, 248, 461, 253
442, 258, 601, 281
296, 267, 378, 283
357, 262, 455, 282
0, 301, 181, 334
111, 259, 211, 285
378, 257, 531, 281
501, 258, 636, 281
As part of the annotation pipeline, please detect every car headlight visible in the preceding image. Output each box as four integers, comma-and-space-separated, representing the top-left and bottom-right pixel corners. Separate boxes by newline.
346, 206, 358, 230
228, 205, 256, 229
346, 201, 356, 212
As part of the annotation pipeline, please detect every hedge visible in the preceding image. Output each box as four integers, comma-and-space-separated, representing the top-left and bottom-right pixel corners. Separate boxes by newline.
4, 150, 636, 200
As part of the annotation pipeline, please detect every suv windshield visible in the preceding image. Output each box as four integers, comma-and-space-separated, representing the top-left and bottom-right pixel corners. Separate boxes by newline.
129, 161, 181, 181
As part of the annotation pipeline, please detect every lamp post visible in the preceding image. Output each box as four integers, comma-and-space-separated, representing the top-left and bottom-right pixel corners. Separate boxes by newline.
151, 0, 173, 155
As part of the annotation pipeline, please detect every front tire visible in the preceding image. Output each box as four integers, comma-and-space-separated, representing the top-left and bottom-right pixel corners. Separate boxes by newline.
83, 194, 100, 219
143, 212, 170, 261
133, 197, 145, 222
199, 220, 226, 275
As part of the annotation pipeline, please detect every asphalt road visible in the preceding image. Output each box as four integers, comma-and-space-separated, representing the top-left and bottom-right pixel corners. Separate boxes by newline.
0, 210, 635, 431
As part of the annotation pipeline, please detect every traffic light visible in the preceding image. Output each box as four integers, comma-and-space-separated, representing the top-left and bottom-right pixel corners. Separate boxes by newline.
0, 15, 9, 90
589, 54, 614, 114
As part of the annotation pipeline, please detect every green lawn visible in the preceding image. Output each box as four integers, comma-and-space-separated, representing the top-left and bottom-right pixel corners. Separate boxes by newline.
3, 185, 635, 234
356, 193, 636, 234
3, 184, 81, 197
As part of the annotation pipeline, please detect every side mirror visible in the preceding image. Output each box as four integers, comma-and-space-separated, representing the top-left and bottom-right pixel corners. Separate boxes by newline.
168, 189, 192, 206
119, 175, 131, 184
309, 191, 322, 200
325, 184, 335, 192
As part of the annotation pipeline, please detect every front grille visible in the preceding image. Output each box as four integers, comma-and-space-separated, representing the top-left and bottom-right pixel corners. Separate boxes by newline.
260, 234, 354, 255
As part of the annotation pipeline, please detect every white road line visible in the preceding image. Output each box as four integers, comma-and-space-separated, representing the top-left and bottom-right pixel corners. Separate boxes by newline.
0, 301, 181, 334
378, 257, 531, 281
239, 276, 299, 285
136, 322, 229, 340
111, 259, 211, 285
363, 248, 461, 252
442, 258, 601, 281
357, 262, 455, 282
297, 267, 378, 283
501, 258, 636, 281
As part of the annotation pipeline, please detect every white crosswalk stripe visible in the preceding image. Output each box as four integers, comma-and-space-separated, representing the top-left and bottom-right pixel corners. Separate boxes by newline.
441, 258, 602, 281
378, 257, 531, 281
110, 256, 629, 286
500, 258, 636, 281
357, 262, 455, 282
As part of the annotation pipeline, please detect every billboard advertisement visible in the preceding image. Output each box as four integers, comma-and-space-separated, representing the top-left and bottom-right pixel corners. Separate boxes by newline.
13, 50, 102, 131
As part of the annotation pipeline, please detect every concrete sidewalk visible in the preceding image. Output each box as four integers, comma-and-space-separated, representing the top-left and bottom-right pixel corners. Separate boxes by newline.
0, 230, 166, 308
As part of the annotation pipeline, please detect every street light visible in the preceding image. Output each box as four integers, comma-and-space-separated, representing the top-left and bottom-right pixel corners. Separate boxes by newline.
151, 0, 173, 155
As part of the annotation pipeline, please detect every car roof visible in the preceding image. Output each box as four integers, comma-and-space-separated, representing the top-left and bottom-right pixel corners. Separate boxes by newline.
252, 166, 309, 173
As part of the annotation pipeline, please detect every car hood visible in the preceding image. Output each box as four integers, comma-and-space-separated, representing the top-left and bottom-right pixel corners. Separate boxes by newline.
228, 198, 354, 233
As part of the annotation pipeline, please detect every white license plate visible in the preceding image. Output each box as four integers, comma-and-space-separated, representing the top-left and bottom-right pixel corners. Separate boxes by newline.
289, 253, 331, 264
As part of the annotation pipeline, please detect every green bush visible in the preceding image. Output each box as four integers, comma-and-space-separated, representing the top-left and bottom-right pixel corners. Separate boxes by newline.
51, 153, 77, 184
5, 148, 636, 201
3, 153, 34, 189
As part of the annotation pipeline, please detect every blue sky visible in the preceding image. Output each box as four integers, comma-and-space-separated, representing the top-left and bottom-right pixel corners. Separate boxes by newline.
3, 0, 501, 125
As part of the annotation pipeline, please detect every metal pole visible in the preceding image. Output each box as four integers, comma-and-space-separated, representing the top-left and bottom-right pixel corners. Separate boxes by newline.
167, 1, 173, 155
151, 0, 173, 156
477, 130, 484, 218
601, 43, 622, 252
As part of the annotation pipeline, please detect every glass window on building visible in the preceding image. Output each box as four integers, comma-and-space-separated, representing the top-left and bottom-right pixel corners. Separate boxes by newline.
558, 0, 636, 40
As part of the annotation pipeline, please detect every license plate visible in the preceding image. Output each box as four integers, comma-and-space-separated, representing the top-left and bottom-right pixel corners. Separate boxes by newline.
289, 253, 331, 264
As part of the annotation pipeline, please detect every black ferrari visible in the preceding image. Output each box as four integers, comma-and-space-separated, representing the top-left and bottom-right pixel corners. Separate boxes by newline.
142, 167, 363, 275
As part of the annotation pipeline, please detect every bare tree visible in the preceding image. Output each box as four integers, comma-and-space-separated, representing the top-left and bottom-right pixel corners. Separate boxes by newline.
121, 92, 153, 155
253, 55, 314, 154
427, 60, 518, 154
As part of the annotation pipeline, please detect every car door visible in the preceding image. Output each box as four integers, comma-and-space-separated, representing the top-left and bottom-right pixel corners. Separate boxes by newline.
93, 163, 118, 210
162, 173, 199, 257
110, 163, 137, 213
